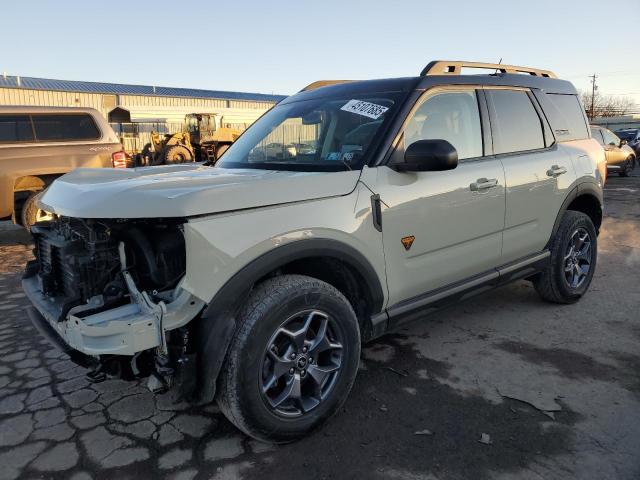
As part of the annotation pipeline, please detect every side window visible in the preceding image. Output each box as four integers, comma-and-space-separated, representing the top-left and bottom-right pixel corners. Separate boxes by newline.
486, 90, 545, 154
403, 90, 483, 160
601, 129, 619, 146
32, 114, 100, 142
590, 128, 604, 145
543, 93, 589, 141
0, 115, 34, 143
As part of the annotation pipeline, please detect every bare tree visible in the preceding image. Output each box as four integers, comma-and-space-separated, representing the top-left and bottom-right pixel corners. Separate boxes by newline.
580, 90, 635, 119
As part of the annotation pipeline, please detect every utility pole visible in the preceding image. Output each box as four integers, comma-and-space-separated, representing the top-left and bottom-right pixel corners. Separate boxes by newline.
589, 73, 597, 120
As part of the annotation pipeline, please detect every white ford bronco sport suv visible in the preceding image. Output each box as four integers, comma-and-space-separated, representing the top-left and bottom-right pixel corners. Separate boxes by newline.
23, 61, 606, 442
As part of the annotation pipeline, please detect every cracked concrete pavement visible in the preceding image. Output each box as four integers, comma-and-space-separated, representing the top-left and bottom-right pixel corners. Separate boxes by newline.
0, 172, 638, 479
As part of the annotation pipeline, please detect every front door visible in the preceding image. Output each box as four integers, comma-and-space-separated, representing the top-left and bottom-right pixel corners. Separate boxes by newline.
363, 87, 506, 308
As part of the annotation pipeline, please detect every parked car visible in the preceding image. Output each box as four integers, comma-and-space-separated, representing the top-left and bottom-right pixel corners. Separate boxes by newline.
590, 125, 636, 176
248, 142, 298, 161
0, 106, 127, 229
23, 61, 606, 443
614, 128, 640, 156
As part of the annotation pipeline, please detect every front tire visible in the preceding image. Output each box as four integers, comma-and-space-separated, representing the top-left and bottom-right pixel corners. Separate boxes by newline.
163, 145, 194, 164
217, 274, 360, 443
533, 211, 597, 304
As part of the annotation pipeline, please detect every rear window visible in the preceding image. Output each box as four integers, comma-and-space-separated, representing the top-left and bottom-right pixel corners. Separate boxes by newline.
533, 92, 589, 142
486, 90, 545, 154
32, 114, 100, 142
0, 115, 35, 143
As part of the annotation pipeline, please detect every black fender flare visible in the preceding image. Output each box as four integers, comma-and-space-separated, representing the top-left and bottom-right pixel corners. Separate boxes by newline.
193, 238, 385, 404
545, 182, 603, 249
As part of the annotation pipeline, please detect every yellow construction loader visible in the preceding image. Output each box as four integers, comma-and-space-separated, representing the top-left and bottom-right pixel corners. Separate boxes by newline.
143, 113, 242, 165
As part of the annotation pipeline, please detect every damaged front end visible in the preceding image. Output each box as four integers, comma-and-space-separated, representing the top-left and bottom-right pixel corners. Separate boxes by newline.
22, 216, 205, 396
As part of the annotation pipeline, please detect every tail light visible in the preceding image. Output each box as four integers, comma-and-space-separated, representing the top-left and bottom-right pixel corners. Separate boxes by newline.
111, 151, 129, 169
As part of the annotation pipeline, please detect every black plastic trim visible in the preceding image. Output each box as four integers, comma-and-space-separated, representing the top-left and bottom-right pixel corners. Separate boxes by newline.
194, 238, 385, 403
370, 194, 382, 232
383, 251, 550, 333
545, 182, 603, 249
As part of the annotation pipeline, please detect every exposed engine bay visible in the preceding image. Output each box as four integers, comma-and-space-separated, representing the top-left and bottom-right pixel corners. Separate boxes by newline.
31, 216, 186, 320
23, 216, 205, 397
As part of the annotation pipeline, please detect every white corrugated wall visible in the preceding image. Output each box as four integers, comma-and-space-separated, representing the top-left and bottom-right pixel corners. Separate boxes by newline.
0, 88, 278, 118
0, 87, 105, 115
1, 87, 280, 153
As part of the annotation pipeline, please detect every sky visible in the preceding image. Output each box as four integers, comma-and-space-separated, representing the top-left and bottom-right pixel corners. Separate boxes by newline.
2, 0, 639, 107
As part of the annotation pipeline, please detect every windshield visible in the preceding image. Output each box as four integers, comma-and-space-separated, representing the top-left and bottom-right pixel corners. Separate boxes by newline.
615, 130, 637, 141
216, 92, 403, 171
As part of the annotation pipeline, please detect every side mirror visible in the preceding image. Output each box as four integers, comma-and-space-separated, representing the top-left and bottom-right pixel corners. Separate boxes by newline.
620, 139, 628, 146
394, 139, 458, 172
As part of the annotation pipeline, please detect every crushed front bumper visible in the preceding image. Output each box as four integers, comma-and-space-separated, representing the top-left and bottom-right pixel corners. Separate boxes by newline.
22, 274, 205, 358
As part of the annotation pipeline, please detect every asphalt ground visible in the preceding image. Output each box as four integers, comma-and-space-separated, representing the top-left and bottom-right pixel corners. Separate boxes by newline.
0, 170, 638, 480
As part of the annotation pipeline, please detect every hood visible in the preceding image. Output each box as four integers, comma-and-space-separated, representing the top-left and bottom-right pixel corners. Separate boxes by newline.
38, 164, 361, 218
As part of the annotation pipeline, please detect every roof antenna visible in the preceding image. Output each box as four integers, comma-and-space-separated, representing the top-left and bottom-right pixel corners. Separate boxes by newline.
494, 58, 502, 75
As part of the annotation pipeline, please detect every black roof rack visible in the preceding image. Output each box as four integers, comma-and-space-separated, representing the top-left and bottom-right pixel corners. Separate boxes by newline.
421, 60, 556, 78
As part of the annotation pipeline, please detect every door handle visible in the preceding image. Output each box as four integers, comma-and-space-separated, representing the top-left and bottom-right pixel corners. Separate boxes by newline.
469, 178, 498, 191
546, 165, 567, 177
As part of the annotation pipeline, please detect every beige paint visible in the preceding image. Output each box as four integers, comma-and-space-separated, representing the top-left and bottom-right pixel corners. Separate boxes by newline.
500, 144, 576, 263
363, 161, 505, 306
182, 181, 388, 304
0, 106, 121, 219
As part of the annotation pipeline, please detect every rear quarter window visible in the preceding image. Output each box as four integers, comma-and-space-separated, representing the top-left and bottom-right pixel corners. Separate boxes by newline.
32, 114, 100, 142
0, 115, 35, 143
535, 93, 589, 142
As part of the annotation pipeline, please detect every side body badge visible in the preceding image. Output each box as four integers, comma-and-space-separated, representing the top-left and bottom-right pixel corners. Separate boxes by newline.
401, 236, 415, 251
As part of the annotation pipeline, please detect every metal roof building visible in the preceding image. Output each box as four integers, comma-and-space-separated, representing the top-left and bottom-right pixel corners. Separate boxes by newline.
0, 74, 287, 153
0, 74, 286, 119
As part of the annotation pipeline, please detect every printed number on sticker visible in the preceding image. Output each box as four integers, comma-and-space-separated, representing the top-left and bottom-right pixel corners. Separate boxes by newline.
341, 100, 389, 120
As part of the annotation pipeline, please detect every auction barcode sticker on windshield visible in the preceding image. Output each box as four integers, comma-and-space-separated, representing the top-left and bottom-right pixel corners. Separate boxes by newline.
340, 100, 389, 119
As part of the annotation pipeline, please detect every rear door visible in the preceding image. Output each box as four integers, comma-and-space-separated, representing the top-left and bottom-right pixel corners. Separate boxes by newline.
485, 88, 576, 264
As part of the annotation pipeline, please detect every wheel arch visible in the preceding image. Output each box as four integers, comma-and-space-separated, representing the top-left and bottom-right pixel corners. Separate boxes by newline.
11, 174, 61, 221
192, 238, 385, 404
547, 183, 603, 249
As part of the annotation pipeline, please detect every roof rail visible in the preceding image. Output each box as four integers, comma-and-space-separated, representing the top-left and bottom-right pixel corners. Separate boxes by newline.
299, 80, 353, 92
421, 61, 557, 78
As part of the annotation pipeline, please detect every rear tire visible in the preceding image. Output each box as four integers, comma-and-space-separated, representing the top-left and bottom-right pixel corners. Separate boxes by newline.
20, 192, 44, 231
533, 211, 597, 304
217, 274, 360, 443
620, 156, 634, 177
163, 145, 194, 164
